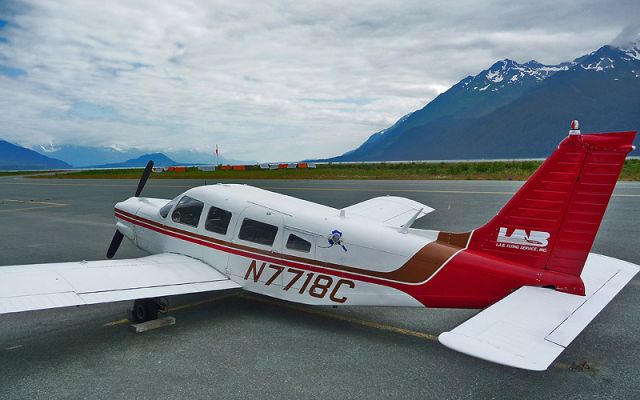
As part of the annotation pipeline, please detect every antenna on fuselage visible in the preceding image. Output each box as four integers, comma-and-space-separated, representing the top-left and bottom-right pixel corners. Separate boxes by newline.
399, 208, 423, 234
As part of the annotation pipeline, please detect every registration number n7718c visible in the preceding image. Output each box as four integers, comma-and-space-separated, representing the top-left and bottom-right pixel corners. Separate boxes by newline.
244, 260, 355, 303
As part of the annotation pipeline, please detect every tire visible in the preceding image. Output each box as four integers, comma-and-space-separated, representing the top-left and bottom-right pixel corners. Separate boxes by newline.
132, 299, 159, 323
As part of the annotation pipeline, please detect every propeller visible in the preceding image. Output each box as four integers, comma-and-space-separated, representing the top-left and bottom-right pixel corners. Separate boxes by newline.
106, 230, 124, 259
135, 160, 154, 197
106, 160, 154, 259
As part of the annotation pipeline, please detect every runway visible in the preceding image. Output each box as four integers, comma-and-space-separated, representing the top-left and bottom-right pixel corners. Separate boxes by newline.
1, 176, 639, 399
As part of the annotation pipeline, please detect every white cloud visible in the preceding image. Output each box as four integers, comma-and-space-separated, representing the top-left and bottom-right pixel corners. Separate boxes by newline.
0, 0, 638, 161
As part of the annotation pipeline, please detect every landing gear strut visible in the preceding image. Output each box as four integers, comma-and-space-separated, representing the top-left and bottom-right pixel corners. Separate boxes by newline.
130, 298, 168, 323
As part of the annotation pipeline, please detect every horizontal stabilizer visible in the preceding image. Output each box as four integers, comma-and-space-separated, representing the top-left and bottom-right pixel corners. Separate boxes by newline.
344, 196, 434, 227
439, 253, 639, 370
0, 253, 240, 315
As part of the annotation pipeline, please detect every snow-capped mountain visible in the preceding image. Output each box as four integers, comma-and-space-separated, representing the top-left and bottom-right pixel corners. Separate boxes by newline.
461, 59, 572, 94
326, 40, 640, 161
32, 144, 251, 167
574, 44, 640, 77
0, 140, 71, 170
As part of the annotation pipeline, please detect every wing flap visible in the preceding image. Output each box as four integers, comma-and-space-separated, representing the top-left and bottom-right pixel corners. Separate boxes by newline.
343, 196, 434, 227
0, 292, 83, 314
439, 253, 639, 371
0, 253, 240, 315
78, 280, 240, 305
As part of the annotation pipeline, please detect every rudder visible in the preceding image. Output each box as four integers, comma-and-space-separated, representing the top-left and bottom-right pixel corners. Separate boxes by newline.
468, 129, 636, 279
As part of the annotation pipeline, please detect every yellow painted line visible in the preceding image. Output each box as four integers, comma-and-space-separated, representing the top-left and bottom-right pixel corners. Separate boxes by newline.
239, 293, 439, 341
169, 293, 238, 312
0, 180, 517, 195
101, 291, 585, 371
262, 186, 640, 197
103, 318, 130, 327
263, 186, 517, 195
102, 292, 239, 327
240, 293, 586, 371
2, 180, 637, 197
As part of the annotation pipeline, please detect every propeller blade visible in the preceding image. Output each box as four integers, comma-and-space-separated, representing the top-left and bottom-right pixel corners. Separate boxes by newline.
134, 160, 154, 197
106, 230, 124, 259
107, 160, 153, 259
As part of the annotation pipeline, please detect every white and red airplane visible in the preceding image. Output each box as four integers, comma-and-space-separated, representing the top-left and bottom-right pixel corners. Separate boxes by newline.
1, 123, 637, 371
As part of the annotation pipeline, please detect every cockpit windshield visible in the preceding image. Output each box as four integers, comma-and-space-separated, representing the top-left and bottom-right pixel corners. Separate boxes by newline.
159, 196, 180, 218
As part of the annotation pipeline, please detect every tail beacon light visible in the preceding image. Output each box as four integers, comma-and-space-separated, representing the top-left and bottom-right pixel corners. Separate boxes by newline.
569, 119, 581, 135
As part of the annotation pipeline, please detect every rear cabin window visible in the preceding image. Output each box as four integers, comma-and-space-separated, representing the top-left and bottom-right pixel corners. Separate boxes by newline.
205, 206, 232, 235
171, 196, 204, 227
239, 218, 278, 246
286, 234, 311, 253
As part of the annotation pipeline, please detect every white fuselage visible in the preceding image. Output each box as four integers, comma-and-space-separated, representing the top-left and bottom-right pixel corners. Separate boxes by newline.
115, 184, 440, 307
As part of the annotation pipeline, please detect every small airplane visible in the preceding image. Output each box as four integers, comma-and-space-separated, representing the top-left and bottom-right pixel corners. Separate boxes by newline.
1, 122, 637, 371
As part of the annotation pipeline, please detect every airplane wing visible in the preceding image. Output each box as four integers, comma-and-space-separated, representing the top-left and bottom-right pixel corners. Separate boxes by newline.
0, 253, 240, 315
438, 253, 639, 371
343, 196, 434, 227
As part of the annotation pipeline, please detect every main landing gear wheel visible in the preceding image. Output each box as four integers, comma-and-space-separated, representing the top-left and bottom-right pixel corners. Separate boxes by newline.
130, 298, 168, 323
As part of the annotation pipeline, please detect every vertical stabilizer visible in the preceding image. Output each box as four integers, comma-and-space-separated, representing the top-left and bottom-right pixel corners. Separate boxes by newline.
468, 129, 636, 279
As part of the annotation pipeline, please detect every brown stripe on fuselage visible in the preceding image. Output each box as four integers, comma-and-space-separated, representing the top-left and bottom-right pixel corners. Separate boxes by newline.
116, 208, 471, 284
375, 232, 472, 283
436, 231, 472, 248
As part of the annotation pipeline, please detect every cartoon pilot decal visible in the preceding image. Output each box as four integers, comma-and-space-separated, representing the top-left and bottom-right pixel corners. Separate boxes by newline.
325, 229, 347, 251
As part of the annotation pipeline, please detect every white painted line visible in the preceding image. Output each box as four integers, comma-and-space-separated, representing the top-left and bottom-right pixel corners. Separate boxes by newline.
0, 199, 69, 213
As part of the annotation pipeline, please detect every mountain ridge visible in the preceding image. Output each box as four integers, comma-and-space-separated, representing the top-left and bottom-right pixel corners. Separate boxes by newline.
0, 140, 71, 170
89, 153, 179, 169
327, 41, 640, 161
34, 144, 249, 167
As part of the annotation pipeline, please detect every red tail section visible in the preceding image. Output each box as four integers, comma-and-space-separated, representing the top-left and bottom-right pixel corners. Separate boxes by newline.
468, 130, 636, 279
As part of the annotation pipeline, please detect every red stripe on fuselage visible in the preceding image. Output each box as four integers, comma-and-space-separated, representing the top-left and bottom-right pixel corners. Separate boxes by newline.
114, 210, 442, 305
117, 210, 540, 308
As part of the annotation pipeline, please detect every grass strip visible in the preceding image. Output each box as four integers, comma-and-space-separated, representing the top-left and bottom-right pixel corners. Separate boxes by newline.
28, 159, 640, 181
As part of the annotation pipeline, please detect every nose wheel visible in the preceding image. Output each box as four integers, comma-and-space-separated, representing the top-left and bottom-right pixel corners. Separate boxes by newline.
130, 298, 168, 323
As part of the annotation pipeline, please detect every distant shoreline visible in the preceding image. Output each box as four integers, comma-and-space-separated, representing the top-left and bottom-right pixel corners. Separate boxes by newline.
9, 159, 638, 181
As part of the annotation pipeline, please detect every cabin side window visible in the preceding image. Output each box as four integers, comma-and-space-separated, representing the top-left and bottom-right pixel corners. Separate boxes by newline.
171, 196, 204, 227
205, 206, 233, 235
239, 218, 278, 246
286, 234, 311, 253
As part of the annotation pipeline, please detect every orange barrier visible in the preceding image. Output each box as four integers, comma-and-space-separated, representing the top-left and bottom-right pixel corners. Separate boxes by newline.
232, 165, 246, 171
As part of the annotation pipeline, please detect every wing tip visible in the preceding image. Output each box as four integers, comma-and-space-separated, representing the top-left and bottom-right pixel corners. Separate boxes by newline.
438, 332, 553, 372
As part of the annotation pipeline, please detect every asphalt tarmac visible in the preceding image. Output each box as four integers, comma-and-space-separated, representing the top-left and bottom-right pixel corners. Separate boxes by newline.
0, 176, 638, 399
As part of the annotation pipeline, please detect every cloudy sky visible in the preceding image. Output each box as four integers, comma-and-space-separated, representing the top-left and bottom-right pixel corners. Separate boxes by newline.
1, 1, 639, 162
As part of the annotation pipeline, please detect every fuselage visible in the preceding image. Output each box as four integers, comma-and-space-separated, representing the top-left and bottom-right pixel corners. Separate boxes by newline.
114, 184, 443, 307
113, 184, 575, 309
